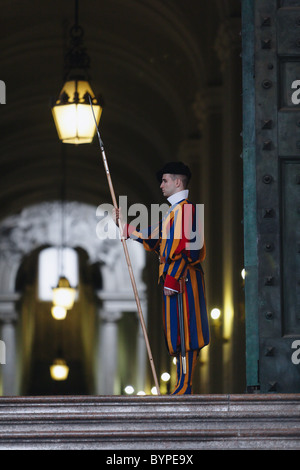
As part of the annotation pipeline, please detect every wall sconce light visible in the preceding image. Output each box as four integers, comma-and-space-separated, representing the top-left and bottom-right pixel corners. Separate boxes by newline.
124, 385, 135, 395
161, 372, 170, 382
210, 308, 221, 320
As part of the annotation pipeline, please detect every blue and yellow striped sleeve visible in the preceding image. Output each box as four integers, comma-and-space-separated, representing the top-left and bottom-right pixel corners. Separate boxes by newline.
123, 223, 160, 253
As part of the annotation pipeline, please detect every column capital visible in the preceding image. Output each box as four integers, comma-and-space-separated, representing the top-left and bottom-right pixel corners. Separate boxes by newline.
0, 293, 20, 323
98, 308, 123, 323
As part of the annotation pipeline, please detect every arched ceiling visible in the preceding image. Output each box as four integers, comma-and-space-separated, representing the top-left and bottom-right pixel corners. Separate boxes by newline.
0, 0, 240, 221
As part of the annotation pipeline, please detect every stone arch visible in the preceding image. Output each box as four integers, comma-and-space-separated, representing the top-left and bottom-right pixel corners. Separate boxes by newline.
0, 201, 147, 395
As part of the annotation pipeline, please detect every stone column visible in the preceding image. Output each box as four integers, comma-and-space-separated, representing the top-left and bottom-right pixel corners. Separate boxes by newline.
215, 17, 243, 392
183, 86, 224, 393
177, 137, 202, 201
0, 294, 20, 396
136, 300, 147, 393
96, 307, 122, 395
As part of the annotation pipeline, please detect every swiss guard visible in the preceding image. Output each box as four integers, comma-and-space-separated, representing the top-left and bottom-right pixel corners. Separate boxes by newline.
118, 162, 210, 395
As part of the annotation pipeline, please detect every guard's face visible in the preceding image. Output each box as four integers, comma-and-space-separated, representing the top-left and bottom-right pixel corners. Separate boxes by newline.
160, 173, 178, 198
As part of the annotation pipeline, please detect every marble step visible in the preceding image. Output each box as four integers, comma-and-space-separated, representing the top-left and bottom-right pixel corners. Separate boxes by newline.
0, 394, 299, 449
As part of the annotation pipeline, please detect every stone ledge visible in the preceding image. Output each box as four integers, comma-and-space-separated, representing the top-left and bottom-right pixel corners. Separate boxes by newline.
0, 394, 299, 449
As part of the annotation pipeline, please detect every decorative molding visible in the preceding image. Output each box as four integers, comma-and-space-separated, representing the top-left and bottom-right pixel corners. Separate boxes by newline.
0, 294, 20, 323
0, 201, 146, 295
0, 201, 117, 264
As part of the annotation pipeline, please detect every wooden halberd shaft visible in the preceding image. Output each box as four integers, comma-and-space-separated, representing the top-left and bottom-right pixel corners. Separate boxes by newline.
89, 96, 161, 395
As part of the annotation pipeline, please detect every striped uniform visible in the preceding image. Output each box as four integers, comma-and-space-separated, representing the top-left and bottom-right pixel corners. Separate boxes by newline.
125, 198, 209, 393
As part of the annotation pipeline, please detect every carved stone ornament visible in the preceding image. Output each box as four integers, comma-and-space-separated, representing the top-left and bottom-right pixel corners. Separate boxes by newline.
0, 201, 146, 293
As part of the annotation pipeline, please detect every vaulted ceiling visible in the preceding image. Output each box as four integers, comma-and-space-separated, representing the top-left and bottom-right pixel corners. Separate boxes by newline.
0, 0, 240, 221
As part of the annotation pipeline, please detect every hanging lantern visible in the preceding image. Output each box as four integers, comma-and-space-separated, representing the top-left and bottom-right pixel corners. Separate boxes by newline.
38, 247, 79, 302
51, 305, 67, 320
51, 2, 103, 144
52, 80, 102, 144
52, 276, 76, 310
50, 358, 70, 381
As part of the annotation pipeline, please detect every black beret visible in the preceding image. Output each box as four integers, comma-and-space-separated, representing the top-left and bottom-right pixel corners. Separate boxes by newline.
156, 161, 191, 183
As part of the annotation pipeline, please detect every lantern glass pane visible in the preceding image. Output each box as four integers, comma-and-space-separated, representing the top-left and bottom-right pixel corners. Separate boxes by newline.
52, 286, 76, 309
52, 80, 102, 144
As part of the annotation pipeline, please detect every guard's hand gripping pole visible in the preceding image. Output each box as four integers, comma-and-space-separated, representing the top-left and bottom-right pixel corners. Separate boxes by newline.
88, 95, 161, 395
